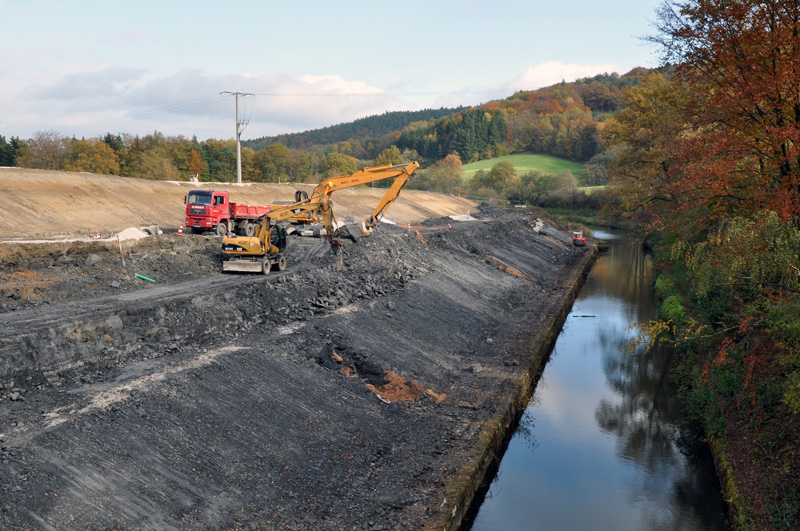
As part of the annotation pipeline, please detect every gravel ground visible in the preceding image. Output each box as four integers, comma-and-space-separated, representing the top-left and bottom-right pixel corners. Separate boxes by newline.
0, 204, 592, 530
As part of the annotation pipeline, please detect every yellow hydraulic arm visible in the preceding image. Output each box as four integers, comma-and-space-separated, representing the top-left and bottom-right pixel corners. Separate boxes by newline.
310, 162, 419, 198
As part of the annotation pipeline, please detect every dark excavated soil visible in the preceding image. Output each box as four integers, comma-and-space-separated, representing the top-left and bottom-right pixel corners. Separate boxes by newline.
0, 204, 592, 530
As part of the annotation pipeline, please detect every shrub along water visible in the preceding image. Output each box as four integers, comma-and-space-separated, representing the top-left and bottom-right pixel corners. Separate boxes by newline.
647, 213, 800, 529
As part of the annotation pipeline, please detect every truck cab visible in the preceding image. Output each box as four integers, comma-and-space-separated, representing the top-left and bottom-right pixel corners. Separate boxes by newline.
185, 190, 230, 235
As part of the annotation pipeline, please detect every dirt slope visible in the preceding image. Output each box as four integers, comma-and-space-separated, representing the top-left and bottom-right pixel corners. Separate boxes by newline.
0, 167, 477, 240
0, 171, 593, 530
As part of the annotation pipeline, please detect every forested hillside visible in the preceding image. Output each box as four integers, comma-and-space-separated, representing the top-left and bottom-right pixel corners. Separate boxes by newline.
396, 68, 655, 165
244, 108, 462, 151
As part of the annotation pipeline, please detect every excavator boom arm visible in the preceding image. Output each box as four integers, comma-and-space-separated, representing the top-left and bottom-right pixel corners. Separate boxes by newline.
311, 162, 419, 198
254, 196, 335, 243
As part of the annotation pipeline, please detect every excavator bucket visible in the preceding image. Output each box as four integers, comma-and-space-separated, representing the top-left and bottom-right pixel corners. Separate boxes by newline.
339, 221, 373, 242
339, 224, 359, 242
358, 220, 373, 236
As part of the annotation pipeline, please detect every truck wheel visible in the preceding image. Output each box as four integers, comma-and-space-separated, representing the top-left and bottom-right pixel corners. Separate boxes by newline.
245, 222, 256, 237
216, 223, 227, 237
274, 255, 287, 271
260, 256, 271, 275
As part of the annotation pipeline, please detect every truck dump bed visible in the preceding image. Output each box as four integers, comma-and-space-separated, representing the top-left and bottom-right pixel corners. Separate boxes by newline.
230, 202, 272, 220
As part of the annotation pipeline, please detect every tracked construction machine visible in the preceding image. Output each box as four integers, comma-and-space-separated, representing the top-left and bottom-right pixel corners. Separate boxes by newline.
220, 162, 419, 274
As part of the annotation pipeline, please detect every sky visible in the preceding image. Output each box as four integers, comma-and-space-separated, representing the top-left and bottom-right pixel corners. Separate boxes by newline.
1, 0, 665, 142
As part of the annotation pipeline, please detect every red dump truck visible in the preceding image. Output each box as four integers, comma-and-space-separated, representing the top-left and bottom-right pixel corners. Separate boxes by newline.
184, 190, 272, 237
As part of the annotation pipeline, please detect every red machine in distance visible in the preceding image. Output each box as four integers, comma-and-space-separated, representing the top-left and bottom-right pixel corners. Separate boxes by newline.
572, 229, 587, 247
184, 190, 271, 237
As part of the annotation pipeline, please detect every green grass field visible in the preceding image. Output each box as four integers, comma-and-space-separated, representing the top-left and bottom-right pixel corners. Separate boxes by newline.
462, 153, 585, 183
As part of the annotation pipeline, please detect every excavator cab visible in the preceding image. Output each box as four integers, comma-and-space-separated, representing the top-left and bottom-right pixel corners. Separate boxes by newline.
270, 224, 287, 252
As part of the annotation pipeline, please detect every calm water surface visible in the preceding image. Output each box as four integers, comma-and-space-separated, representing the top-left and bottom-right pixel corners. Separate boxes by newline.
470, 230, 728, 531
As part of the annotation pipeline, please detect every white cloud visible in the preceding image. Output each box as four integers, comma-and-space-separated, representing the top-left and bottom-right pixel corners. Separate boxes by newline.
419, 61, 629, 111
508, 61, 624, 92
3, 67, 412, 140
247, 74, 405, 135
27, 67, 147, 102
295, 74, 383, 95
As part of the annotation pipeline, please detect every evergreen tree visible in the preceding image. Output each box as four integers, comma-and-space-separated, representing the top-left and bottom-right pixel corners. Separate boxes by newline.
0, 135, 13, 166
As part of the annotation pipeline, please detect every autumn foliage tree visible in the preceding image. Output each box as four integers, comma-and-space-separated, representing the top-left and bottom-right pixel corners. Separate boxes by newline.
255, 143, 292, 183
134, 151, 180, 180
471, 160, 519, 193
16, 130, 66, 170
651, 0, 800, 223
63, 138, 120, 175
426, 154, 463, 194
602, 73, 692, 229
321, 152, 358, 177
187, 147, 207, 179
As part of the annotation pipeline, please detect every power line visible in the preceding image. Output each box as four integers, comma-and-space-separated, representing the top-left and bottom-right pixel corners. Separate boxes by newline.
64, 94, 224, 134
246, 88, 518, 97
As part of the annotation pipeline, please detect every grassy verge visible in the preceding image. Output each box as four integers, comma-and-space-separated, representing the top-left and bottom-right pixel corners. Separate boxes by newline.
462, 153, 585, 182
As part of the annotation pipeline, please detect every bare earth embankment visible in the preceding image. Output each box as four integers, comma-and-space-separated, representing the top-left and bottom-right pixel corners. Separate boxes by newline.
0, 168, 475, 240
0, 168, 593, 530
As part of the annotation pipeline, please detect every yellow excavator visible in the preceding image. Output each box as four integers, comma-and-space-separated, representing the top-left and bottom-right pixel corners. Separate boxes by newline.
220, 162, 419, 274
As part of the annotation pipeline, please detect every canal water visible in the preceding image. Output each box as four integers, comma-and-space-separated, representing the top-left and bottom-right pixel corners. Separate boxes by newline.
469, 230, 728, 531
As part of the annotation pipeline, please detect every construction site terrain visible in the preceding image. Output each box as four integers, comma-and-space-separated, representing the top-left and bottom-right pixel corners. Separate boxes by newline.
0, 168, 592, 530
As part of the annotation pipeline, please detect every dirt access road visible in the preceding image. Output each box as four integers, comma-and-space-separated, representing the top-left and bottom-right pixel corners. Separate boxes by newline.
0, 169, 593, 530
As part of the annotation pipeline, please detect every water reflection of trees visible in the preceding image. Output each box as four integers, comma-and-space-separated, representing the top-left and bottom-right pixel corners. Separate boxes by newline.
593, 237, 727, 530
588, 234, 655, 306
514, 410, 538, 452
595, 342, 682, 473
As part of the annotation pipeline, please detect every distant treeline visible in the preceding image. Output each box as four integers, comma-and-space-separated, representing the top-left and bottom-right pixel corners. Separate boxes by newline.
244, 108, 463, 151
389, 69, 659, 167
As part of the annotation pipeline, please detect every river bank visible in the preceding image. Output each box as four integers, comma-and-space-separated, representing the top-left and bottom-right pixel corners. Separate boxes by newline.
446, 234, 596, 530
647, 226, 800, 531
